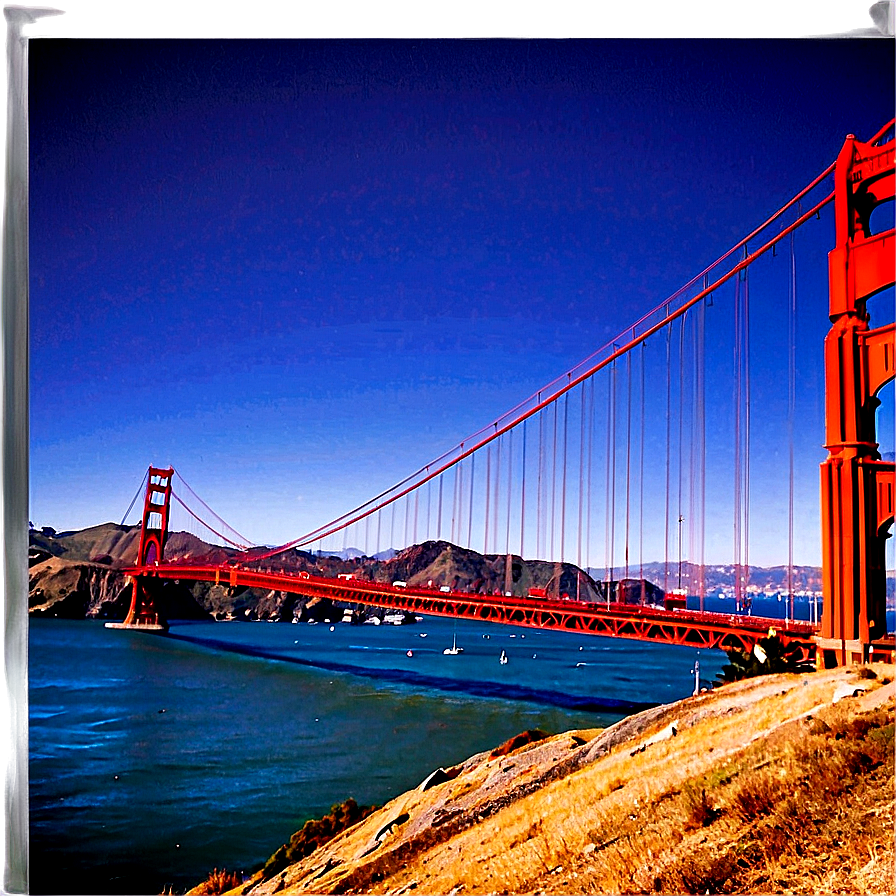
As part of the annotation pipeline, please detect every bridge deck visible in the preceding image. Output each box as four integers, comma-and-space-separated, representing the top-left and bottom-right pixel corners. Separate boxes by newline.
124, 563, 822, 657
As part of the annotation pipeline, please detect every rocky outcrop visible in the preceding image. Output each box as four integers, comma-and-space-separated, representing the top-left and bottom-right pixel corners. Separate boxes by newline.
28, 556, 214, 621
29, 557, 130, 618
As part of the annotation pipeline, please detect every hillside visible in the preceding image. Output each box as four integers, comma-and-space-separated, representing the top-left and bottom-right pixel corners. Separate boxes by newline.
194, 665, 894, 896
27, 526, 616, 622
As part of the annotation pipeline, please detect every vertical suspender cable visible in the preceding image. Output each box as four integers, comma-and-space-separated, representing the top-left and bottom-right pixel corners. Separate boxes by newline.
494, 434, 502, 555
609, 358, 617, 590
404, 493, 410, 549
537, 407, 544, 558
413, 488, 419, 546
678, 312, 687, 592
467, 453, 475, 549
664, 325, 672, 595
587, 376, 594, 580
520, 420, 527, 559
389, 501, 396, 555
437, 476, 444, 542
639, 342, 645, 582
484, 445, 492, 554
788, 223, 797, 622
605, 366, 613, 593
734, 273, 742, 610
550, 399, 558, 560
450, 464, 457, 544
560, 391, 569, 563
505, 429, 513, 556
687, 302, 701, 606
743, 265, 751, 601
624, 350, 632, 582
698, 285, 707, 610
578, 383, 586, 572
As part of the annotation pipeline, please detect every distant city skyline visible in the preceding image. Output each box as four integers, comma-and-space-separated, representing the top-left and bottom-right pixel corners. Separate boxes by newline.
28, 38, 894, 568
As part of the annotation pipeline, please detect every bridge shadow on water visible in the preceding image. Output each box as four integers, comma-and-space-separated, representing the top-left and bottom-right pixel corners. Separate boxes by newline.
164, 629, 659, 714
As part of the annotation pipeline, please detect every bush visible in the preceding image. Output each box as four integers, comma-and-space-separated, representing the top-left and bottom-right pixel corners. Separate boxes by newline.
731, 769, 784, 823
716, 633, 813, 683
682, 781, 718, 830
193, 868, 241, 895
262, 797, 378, 879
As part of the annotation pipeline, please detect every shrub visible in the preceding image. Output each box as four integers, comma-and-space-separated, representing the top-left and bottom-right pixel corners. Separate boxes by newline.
489, 728, 550, 759
262, 797, 378, 879
193, 868, 242, 895
715, 633, 813, 683
730, 769, 784, 823
658, 849, 737, 894
682, 781, 718, 830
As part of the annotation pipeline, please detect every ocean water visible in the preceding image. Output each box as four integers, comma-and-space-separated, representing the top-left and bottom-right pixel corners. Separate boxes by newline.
29, 616, 727, 895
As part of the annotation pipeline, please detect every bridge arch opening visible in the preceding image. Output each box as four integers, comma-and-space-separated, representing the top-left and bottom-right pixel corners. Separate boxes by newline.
142, 540, 158, 566
867, 195, 895, 238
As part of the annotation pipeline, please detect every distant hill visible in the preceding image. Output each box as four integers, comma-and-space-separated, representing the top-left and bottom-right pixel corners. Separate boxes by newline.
587, 561, 824, 594
28, 525, 619, 623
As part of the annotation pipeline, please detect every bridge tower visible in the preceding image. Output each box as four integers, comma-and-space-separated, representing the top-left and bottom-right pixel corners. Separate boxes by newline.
111, 466, 173, 631
818, 133, 895, 666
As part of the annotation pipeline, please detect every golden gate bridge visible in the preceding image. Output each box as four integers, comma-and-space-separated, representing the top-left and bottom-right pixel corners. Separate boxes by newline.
111, 124, 895, 668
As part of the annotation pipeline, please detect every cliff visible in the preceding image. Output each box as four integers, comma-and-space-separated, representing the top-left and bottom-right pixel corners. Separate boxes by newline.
197, 665, 894, 896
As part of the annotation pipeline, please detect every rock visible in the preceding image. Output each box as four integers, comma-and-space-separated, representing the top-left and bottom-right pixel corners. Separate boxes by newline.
831, 682, 868, 703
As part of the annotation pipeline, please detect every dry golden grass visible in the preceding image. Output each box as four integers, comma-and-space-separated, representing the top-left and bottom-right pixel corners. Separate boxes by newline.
219, 665, 894, 896
187, 867, 242, 895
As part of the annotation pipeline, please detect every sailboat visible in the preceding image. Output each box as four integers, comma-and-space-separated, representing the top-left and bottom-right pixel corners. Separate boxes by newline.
499, 650, 508, 665
443, 626, 463, 655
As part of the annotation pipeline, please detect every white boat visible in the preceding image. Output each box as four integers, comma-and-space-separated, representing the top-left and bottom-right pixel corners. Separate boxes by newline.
499, 650, 508, 665
443, 630, 463, 655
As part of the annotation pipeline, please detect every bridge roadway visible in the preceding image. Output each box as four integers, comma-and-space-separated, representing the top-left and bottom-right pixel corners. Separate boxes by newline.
124, 562, 818, 657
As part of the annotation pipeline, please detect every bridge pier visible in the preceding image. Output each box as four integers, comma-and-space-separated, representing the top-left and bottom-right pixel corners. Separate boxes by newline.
105, 575, 168, 632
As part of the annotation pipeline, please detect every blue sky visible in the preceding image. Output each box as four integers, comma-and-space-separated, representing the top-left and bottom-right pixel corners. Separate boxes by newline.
28, 38, 894, 567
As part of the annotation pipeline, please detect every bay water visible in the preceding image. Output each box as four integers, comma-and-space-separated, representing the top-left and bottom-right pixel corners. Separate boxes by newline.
28, 610, 770, 895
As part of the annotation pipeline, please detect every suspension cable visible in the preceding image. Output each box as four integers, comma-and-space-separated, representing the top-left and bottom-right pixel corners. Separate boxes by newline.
120, 469, 149, 526
172, 469, 255, 547
169, 493, 252, 550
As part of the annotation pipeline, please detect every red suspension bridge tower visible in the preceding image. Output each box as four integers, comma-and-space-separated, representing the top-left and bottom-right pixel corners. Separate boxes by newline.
106, 466, 173, 631
818, 133, 895, 666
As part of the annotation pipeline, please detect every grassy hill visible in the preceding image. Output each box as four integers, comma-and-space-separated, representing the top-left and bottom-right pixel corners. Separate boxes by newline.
192, 665, 894, 896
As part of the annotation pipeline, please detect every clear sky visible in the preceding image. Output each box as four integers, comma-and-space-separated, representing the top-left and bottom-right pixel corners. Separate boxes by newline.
28, 38, 894, 567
